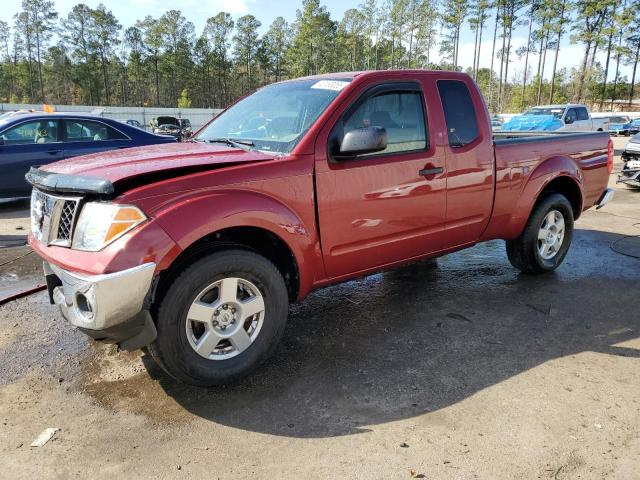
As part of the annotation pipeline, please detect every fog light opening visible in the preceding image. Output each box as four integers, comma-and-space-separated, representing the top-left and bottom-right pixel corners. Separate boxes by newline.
76, 292, 94, 319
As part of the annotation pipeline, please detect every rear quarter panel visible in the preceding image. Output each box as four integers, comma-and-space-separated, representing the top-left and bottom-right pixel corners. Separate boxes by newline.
482, 133, 609, 241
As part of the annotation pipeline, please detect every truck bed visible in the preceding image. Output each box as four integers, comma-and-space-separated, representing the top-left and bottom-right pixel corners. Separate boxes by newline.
481, 130, 611, 241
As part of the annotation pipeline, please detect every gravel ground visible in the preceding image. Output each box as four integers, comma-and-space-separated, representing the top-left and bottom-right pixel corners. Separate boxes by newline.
0, 136, 638, 479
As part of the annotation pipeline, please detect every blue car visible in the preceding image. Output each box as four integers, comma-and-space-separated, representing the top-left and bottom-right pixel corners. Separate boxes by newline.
0, 112, 176, 199
607, 116, 632, 136
629, 118, 640, 135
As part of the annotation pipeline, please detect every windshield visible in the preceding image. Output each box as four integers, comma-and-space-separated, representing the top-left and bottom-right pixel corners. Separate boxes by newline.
196, 78, 351, 155
523, 107, 565, 119
609, 116, 630, 124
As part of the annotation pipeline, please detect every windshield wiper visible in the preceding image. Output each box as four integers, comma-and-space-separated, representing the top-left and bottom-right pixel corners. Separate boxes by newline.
206, 138, 255, 151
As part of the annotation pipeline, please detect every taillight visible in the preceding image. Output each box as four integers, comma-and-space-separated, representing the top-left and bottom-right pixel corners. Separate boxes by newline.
607, 139, 614, 174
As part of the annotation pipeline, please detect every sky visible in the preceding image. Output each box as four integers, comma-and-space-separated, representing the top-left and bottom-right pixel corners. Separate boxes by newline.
0, 0, 634, 84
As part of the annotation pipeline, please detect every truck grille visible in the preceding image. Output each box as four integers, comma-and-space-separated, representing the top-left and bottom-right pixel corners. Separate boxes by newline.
57, 200, 77, 241
31, 190, 81, 247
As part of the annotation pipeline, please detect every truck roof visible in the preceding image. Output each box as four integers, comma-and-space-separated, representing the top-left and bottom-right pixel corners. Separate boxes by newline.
280, 69, 472, 84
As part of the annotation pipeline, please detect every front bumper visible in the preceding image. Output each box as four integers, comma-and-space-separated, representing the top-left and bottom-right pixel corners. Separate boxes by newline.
618, 169, 640, 186
44, 261, 157, 348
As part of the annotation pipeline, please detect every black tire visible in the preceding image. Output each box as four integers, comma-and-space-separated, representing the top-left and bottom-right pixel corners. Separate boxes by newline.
148, 250, 289, 386
506, 193, 574, 274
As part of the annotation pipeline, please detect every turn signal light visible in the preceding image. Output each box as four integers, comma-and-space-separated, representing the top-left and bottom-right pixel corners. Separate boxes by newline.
105, 207, 146, 244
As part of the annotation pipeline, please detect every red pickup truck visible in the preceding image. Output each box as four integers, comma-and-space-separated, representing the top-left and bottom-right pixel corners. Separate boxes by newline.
27, 71, 614, 386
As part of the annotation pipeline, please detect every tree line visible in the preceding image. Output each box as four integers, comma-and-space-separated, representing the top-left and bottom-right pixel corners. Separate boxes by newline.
1, 0, 640, 113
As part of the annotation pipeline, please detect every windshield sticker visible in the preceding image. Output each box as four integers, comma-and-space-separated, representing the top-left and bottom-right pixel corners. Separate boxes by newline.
311, 80, 350, 92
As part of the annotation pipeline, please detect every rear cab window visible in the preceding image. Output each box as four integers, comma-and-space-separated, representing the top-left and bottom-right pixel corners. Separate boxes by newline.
577, 107, 589, 121
436, 80, 479, 147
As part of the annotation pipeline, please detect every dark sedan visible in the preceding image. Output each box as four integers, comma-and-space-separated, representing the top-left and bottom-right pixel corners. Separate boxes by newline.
0, 112, 176, 199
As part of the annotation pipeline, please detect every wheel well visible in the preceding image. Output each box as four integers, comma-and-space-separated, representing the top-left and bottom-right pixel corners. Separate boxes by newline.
152, 227, 300, 312
537, 176, 583, 219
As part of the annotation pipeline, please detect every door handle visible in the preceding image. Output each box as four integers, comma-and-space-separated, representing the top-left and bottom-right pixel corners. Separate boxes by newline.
46, 149, 61, 155
419, 167, 444, 176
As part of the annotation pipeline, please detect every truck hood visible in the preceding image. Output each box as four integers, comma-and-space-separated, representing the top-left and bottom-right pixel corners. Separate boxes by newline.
501, 114, 563, 132
40, 142, 273, 185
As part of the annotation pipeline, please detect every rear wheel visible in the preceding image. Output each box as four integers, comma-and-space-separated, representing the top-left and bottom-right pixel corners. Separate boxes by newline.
506, 193, 574, 274
149, 250, 289, 386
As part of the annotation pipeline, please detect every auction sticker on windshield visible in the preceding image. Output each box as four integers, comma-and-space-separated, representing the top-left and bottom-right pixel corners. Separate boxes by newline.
311, 80, 350, 91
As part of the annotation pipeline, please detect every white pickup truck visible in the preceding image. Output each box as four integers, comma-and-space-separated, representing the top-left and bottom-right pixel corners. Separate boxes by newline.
503, 104, 609, 132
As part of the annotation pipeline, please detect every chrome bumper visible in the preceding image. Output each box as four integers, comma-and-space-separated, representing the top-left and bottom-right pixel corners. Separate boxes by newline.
44, 261, 156, 332
595, 188, 614, 210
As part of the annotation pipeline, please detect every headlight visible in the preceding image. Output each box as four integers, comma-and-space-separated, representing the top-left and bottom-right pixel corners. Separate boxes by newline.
72, 203, 146, 251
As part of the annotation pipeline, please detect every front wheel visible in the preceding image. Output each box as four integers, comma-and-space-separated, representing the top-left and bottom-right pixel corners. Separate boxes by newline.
148, 250, 289, 386
506, 193, 574, 274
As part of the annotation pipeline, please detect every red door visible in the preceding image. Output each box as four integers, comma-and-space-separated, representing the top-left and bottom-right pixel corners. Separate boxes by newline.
314, 77, 448, 279
436, 78, 495, 246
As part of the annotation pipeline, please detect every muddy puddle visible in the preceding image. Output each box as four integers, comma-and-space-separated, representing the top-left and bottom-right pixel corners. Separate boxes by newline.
78, 344, 194, 425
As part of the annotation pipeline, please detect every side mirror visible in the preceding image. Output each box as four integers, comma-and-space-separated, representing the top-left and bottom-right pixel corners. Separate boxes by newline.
565, 117, 574, 125
337, 126, 387, 158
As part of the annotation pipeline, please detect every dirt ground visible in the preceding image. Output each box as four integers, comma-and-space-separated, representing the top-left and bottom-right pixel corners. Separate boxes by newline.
0, 137, 639, 479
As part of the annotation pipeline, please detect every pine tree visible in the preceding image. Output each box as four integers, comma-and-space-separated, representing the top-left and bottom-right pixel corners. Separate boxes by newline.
19, 0, 57, 102
233, 15, 261, 93
287, 0, 337, 76
204, 12, 234, 105
440, 0, 469, 69
177, 88, 191, 107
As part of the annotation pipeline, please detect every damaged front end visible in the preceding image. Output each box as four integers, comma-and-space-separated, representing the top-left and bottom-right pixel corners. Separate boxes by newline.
619, 143, 640, 188
26, 167, 162, 350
